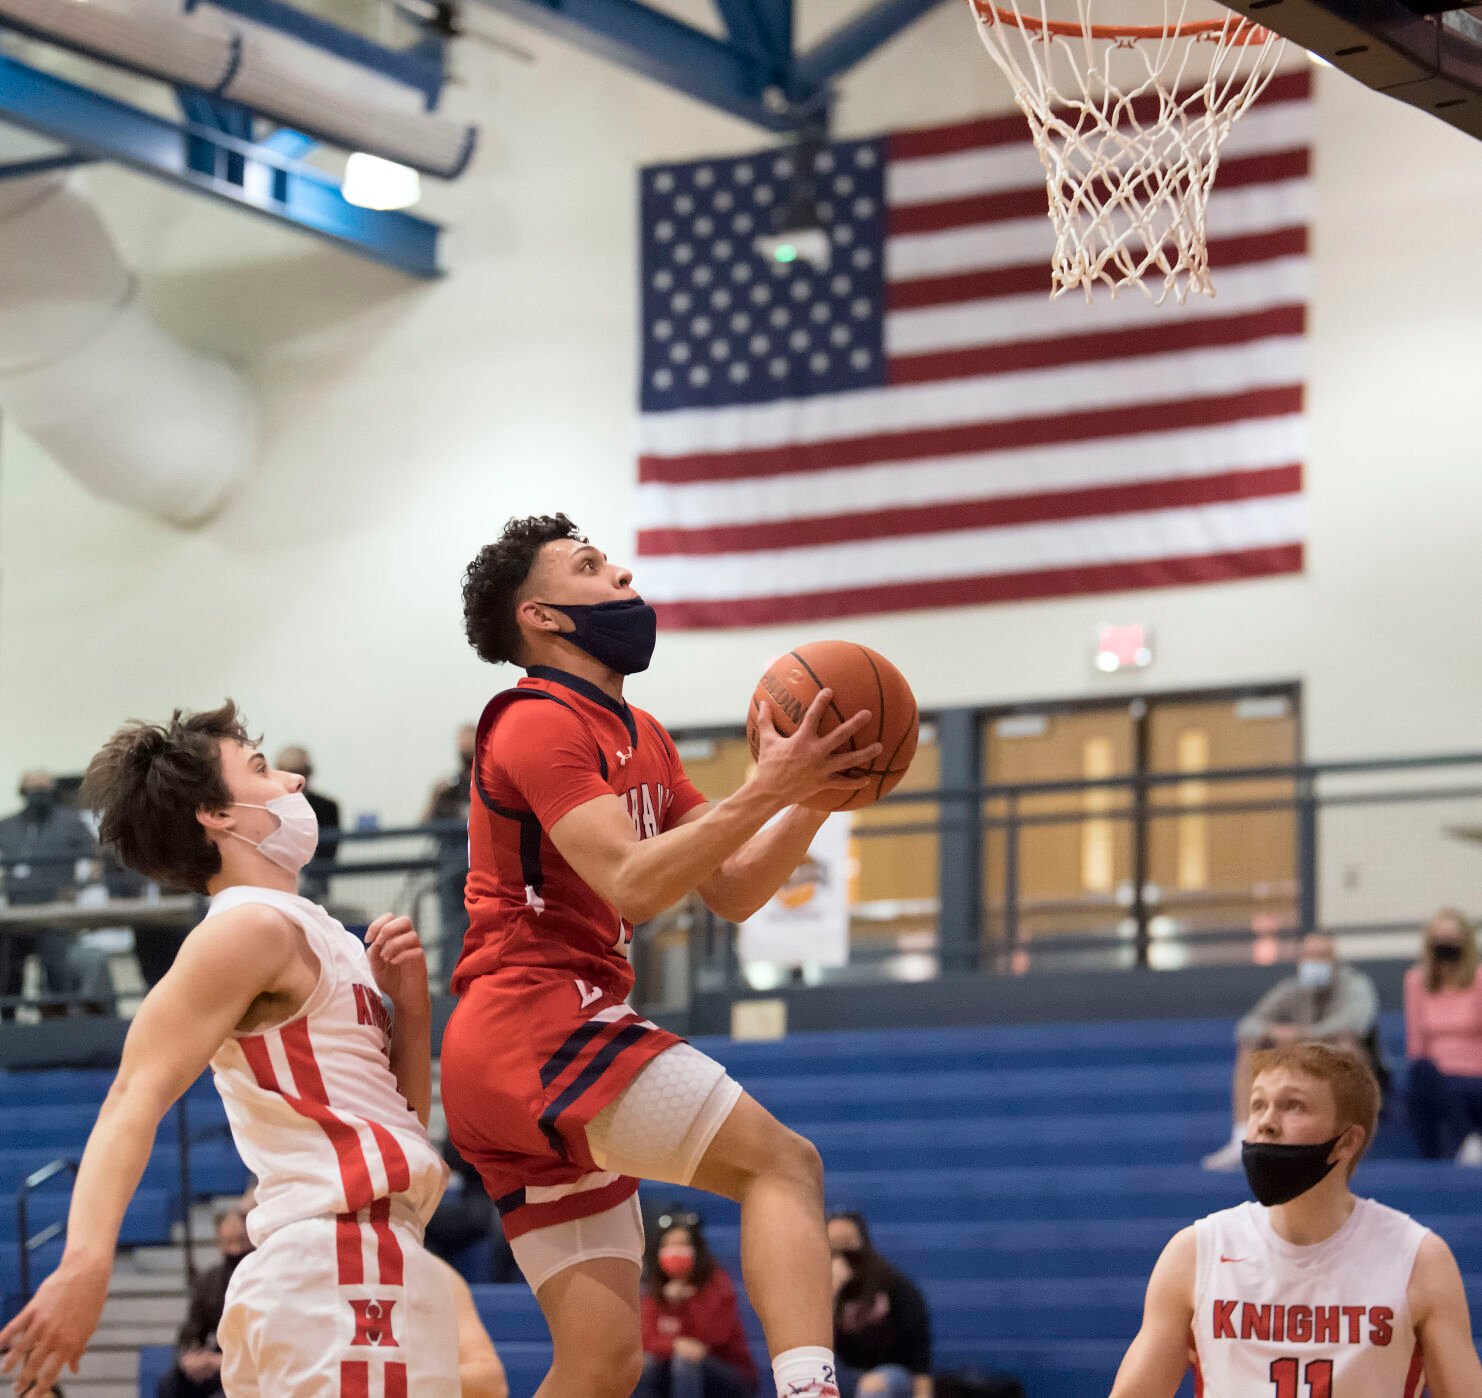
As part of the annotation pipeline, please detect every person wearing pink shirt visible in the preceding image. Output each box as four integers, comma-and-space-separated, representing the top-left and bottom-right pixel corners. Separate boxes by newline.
1404, 908, 1482, 1162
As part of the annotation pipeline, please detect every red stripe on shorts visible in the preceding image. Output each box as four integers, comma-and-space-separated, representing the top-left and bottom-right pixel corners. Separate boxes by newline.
336, 1212, 364, 1286
339, 1359, 369, 1398
384, 1361, 408, 1398
369, 1197, 405, 1287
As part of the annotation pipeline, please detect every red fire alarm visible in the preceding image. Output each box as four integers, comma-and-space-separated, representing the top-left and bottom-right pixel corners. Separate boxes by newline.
1095, 623, 1153, 674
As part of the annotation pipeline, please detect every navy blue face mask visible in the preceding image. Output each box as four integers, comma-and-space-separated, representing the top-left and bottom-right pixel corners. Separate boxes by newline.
538, 597, 658, 675
1242, 1136, 1342, 1206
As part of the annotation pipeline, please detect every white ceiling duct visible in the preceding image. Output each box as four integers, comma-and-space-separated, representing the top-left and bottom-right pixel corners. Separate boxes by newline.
0, 0, 476, 178
0, 174, 254, 526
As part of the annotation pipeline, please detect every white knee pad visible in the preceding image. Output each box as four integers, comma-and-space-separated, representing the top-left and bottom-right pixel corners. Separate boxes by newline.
586, 1042, 744, 1187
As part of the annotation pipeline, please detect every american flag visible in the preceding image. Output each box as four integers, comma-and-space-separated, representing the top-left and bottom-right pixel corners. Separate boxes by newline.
634, 68, 1311, 628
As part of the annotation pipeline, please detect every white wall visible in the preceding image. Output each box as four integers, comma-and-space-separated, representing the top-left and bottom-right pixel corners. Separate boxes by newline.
3, 7, 1482, 827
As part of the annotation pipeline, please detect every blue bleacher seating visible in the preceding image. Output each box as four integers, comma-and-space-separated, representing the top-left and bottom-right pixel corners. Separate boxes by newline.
466, 1011, 1478, 1398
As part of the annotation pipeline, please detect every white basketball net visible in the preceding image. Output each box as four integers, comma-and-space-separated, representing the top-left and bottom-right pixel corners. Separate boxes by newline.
965, 0, 1285, 302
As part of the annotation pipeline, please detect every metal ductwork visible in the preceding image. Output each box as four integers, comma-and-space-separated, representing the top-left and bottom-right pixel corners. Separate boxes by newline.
0, 172, 254, 525
0, 0, 477, 177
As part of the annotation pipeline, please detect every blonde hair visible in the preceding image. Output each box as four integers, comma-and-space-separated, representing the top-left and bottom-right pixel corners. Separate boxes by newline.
1251, 1042, 1381, 1175
1421, 908, 1478, 994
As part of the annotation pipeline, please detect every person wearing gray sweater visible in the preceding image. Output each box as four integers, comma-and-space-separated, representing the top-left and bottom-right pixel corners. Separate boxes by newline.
1202, 932, 1379, 1170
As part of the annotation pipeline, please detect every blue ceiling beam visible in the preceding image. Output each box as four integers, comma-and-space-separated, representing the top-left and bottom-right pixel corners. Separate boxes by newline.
0, 52, 441, 278
471, 0, 803, 127
0, 151, 94, 179
473, 0, 946, 128
793, 0, 947, 93
711, 0, 792, 67
184, 0, 447, 107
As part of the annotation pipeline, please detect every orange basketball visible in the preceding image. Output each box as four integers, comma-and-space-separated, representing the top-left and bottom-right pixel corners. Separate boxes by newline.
745, 640, 919, 812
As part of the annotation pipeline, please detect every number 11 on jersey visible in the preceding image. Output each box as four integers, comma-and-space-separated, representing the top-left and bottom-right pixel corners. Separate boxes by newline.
1271, 1357, 1334, 1398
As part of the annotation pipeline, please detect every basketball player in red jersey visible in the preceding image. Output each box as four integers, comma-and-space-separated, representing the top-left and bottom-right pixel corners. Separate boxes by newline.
0, 703, 457, 1396
1111, 1042, 1482, 1398
442, 514, 883, 1398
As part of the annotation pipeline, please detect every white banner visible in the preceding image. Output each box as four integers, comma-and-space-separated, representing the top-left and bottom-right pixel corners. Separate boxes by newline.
739, 814, 851, 968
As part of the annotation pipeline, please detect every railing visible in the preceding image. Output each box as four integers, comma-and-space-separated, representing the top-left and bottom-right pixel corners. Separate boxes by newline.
15, 1157, 78, 1299
637, 749, 1482, 1012
3, 755, 1481, 1019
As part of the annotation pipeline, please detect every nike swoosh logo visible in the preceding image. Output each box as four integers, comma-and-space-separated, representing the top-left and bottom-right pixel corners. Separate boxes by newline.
1220, 1255, 1246, 1264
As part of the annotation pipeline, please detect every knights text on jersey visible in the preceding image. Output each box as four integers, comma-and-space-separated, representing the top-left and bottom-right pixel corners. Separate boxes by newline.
453, 666, 709, 996
1190, 1197, 1429, 1398
207, 886, 447, 1245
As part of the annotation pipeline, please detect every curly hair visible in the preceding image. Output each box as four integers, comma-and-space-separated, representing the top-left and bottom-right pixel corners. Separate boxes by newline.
462, 514, 586, 666
80, 700, 256, 894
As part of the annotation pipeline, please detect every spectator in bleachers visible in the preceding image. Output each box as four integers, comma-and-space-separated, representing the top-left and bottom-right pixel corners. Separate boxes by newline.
0, 770, 100, 1017
828, 1210, 932, 1398
155, 1206, 253, 1398
1202, 932, 1379, 1171
1404, 907, 1482, 1163
275, 746, 340, 902
423, 723, 477, 979
637, 1210, 756, 1398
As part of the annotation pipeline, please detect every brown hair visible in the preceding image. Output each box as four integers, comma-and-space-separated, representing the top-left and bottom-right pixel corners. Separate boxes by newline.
81, 700, 255, 894
1251, 1041, 1382, 1174
1420, 908, 1478, 994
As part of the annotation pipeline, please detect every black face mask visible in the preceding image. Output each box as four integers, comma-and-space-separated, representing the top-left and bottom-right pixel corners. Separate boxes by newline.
222, 1248, 252, 1275
1432, 943, 1464, 966
21, 790, 55, 819
538, 598, 658, 675
1242, 1137, 1342, 1206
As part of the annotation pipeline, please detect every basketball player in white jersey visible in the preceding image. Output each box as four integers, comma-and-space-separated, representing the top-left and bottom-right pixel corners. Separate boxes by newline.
0, 701, 457, 1397
1111, 1041, 1482, 1398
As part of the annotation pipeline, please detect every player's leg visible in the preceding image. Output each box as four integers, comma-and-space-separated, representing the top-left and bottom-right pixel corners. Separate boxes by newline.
584, 1046, 836, 1394
531, 1254, 644, 1398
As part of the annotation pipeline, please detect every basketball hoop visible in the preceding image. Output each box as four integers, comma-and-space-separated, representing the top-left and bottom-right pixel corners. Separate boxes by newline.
964, 0, 1285, 302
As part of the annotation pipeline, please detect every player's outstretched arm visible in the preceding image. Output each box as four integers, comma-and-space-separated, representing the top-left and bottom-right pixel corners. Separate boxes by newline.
1409, 1232, 1482, 1397
682, 803, 829, 924
1108, 1226, 1197, 1398
548, 689, 880, 926
0, 905, 300, 1395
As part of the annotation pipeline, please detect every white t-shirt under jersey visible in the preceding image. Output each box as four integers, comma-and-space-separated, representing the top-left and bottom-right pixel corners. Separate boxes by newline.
207, 886, 447, 1244
1191, 1197, 1429, 1398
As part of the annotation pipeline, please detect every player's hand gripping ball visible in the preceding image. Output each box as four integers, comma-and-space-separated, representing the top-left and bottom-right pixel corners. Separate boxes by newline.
746, 640, 919, 812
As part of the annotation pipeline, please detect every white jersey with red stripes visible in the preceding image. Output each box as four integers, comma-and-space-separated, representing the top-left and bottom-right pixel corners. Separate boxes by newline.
208, 886, 447, 1245
1191, 1196, 1429, 1398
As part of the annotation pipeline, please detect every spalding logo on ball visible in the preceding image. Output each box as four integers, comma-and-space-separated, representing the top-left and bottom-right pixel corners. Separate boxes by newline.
746, 640, 919, 813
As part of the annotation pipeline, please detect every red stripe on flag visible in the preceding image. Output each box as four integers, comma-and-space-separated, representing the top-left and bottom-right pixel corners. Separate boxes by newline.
639, 464, 1302, 556
277, 1018, 376, 1211
890, 304, 1305, 387
888, 148, 1309, 237
339, 1360, 369, 1398
1403, 1341, 1424, 1398
887, 67, 1312, 161
638, 385, 1303, 485
336, 1212, 365, 1286
651, 544, 1303, 628
887, 227, 1308, 311
385, 1362, 408, 1398
369, 1197, 406, 1287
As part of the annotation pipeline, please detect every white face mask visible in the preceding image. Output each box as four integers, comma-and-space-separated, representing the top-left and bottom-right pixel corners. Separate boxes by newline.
1297, 959, 1333, 991
227, 792, 319, 873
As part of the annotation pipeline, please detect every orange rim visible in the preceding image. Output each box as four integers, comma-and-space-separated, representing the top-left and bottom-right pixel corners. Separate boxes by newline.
968, 2, 1270, 43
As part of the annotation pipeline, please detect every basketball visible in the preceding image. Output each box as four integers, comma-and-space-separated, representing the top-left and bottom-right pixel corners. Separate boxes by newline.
745, 640, 919, 812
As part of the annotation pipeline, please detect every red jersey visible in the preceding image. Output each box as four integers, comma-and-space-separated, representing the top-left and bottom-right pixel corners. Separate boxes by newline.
453, 666, 709, 998
642, 1269, 758, 1384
